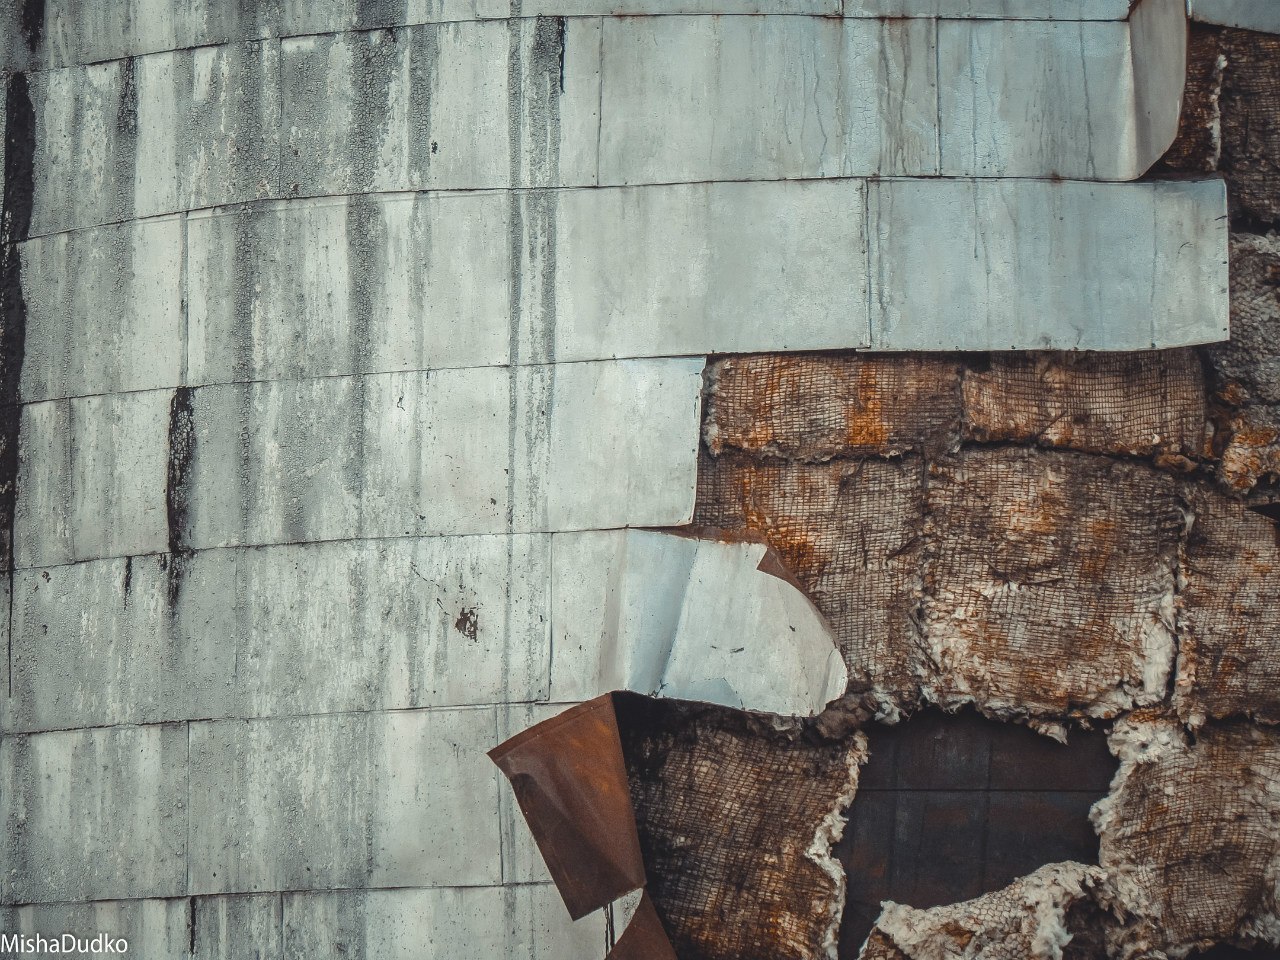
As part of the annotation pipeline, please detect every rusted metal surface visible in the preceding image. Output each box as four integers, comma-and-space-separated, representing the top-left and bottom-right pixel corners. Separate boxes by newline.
488, 694, 646, 920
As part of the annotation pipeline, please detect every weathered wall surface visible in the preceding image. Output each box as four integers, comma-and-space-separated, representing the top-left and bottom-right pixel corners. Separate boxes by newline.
638, 20, 1280, 959
0, 2, 1267, 959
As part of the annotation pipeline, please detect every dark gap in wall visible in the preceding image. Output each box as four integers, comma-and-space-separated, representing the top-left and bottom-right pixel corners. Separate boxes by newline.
837, 708, 1116, 957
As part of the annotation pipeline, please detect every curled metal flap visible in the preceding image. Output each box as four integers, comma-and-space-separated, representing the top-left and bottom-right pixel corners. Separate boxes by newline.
606, 892, 679, 960
488, 693, 646, 920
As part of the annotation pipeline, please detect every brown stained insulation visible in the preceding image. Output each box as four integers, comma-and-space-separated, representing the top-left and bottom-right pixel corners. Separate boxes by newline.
692, 454, 926, 714
961, 352, 1207, 462
617, 696, 869, 960
1159, 25, 1280, 229
1177, 487, 1280, 726
921, 450, 1183, 728
1093, 717, 1280, 958
703, 355, 962, 462
855, 862, 1110, 960
1205, 234, 1280, 492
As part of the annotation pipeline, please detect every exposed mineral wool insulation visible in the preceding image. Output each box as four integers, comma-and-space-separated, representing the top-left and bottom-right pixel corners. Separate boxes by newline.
618, 698, 869, 960
920, 450, 1183, 732
856, 862, 1109, 960
1208, 234, 1280, 492
1092, 716, 1280, 958
1175, 486, 1280, 726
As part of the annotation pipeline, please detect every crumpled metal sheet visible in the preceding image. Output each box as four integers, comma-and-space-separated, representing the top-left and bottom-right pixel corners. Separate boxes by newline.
550, 528, 849, 717
491, 525, 849, 950
856, 862, 1109, 960
1093, 716, 1280, 958
605, 892, 679, 960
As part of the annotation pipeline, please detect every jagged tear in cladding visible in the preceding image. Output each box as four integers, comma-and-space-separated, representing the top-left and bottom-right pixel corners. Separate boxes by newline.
0, 1, 1275, 959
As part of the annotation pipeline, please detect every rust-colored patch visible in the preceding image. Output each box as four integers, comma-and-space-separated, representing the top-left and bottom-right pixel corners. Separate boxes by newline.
704, 354, 963, 462
1097, 720, 1280, 957
961, 352, 1207, 460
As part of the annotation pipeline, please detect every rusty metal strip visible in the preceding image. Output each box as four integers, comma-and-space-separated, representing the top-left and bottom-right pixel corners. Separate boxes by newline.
488, 693, 647, 921
490, 693, 684, 955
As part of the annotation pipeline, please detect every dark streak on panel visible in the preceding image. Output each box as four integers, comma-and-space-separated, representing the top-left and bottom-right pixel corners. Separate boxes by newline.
19, 0, 44, 54
165, 387, 196, 606
117, 57, 138, 137
3, 72, 35, 698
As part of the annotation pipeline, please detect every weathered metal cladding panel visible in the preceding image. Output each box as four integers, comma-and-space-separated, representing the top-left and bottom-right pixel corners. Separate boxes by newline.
11, 0, 1156, 74
868, 178, 1230, 351
5, 534, 553, 733
597, 16, 939, 185
11, 359, 701, 568
0, 724, 189, 903
27, 43, 283, 238
18, 216, 184, 403
280, 884, 611, 960
0, 899, 192, 958
188, 707, 503, 895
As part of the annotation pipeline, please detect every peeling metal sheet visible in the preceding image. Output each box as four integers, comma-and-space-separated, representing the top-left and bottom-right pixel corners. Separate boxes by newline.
550, 529, 848, 716
605, 893, 678, 960
1193, 0, 1280, 33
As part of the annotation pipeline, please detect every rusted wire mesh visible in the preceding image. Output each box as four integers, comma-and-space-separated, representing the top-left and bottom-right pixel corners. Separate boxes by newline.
922, 450, 1183, 720
962, 351, 1206, 460
1097, 720, 1280, 956
704, 354, 962, 462
1177, 488, 1280, 725
694, 453, 926, 703
617, 696, 866, 960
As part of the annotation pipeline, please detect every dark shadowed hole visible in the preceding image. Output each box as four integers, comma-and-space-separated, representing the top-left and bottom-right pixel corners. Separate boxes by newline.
837, 708, 1117, 957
